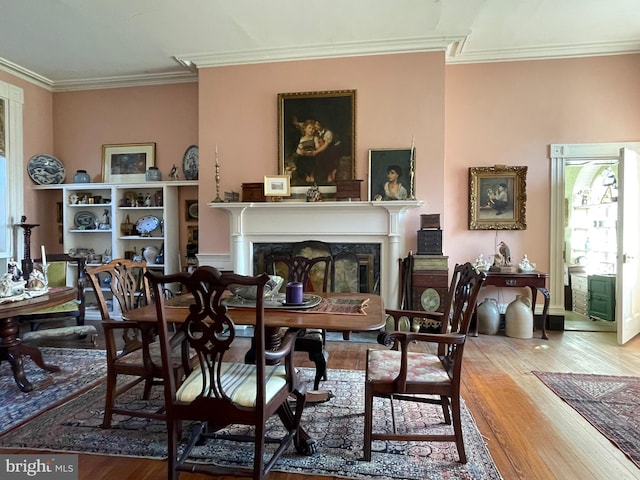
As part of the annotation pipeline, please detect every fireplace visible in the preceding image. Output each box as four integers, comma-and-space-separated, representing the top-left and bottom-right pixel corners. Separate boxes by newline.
206, 201, 423, 308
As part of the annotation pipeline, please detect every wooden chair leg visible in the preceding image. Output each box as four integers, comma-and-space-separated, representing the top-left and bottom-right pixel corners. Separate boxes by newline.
363, 385, 374, 461
101, 372, 117, 429
451, 396, 467, 463
309, 351, 327, 390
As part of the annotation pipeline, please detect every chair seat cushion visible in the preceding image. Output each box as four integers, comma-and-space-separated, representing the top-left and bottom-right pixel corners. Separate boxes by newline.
21, 300, 79, 316
366, 349, 451, 383
177, 362, 288, 407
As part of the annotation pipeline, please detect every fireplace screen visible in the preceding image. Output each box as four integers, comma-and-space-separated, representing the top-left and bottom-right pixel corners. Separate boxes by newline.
253, 241, 379, 294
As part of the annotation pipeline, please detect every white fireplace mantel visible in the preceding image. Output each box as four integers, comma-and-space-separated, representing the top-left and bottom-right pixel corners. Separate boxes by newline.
207, 200, 424, 308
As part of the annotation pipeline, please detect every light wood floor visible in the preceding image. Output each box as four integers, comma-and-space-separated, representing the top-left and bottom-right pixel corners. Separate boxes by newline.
3, 325, 640, 480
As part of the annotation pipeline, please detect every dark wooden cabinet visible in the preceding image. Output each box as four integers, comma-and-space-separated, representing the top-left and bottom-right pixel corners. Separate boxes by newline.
588, 274, 616, 321
410, 255, 449, 314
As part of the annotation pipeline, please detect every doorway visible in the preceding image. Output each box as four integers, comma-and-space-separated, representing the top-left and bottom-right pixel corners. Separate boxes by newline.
550, 142, 640, 334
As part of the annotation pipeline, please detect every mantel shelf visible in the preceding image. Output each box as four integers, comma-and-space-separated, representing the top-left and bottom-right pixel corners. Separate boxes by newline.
207, 199, 425, 309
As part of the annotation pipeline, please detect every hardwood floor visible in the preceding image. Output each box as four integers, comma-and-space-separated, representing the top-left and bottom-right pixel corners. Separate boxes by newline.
3, 324, 640, 480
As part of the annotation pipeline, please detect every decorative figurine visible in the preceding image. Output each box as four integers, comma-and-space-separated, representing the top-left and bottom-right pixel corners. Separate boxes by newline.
169, 164, 179, 180
8, 258, 22, 282
497, 241, 512, 266
519, 254, 536, 272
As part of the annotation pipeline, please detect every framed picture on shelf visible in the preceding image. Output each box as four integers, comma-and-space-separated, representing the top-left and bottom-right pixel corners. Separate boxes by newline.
263, 175, 291, 197
187, 225, 198, 244
368, 148, 415, 201
278, 90, 355, 199
102, 143, 155, 183
468, 165, 527, 230
185, 200, 198, 221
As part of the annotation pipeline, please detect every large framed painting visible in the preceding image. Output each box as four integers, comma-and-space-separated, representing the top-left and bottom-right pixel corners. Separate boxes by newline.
278, 90, 356, 198
469, 165, 527, 230
368, 148, 415, 201
102, 143, 155, 183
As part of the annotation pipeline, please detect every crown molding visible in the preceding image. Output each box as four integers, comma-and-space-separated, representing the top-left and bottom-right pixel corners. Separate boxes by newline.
0, 57, 53, 91
178, 35, 468, 68
446, 39, 640, 64
51, 71, 198, 92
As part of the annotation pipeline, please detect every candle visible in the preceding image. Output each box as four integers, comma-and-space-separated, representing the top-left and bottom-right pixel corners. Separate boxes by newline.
41, 245, 47, 267
410, 135, 415, 162
215, 144, 219, 167
285, 282, 303, 304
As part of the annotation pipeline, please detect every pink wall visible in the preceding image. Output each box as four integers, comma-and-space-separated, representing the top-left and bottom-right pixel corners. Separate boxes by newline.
445, 54, 640, 300
52, 83, 198, 179
198, 52, 446, 252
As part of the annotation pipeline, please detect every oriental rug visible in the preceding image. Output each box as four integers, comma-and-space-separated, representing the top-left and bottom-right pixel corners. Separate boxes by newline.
0, 347, 107, 434
533, 371, 640, 468
0, 368, 502, 480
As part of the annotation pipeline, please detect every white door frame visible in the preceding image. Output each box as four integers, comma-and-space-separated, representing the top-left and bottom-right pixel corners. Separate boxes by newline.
0, 79, 24, 271
549, 142, 640, 318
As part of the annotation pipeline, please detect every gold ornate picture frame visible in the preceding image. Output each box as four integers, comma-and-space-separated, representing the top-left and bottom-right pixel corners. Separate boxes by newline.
278, 90, 356, 198
469, 165, 527, 230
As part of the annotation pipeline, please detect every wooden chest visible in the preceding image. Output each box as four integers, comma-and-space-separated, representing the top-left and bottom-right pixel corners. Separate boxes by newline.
242, 183, 266, 202
336, 180, 362, 201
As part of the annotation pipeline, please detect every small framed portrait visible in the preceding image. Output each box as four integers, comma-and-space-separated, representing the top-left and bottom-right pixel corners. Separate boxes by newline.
368, 148, 415, 201
102, 142, 155, 183
469, 165, 527, 230
264, 175, 291, 197
185, 200, 198, 222
278, 90, 356, 198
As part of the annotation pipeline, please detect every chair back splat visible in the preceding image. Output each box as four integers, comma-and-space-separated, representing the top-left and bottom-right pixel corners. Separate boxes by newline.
363, 262, 486, 464
145, 266, 315, 480
269, 255, 332, 390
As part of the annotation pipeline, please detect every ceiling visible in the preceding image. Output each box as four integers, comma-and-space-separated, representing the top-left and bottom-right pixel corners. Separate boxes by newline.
1, 0, 640, 91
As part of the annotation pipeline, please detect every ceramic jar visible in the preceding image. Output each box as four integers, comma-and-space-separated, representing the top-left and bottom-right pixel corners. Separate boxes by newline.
477, 297, 500, 335
145, 167, 162, 181
505, 294, 533, 339
73, 169, 90, 183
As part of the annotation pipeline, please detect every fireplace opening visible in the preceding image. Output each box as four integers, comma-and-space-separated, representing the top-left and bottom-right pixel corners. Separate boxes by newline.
252, 241, 380, 294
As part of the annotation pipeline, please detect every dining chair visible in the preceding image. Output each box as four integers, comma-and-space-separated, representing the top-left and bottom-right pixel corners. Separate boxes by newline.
85, 258, 192, 428
363, 262, 486, 463
145, 266, 312, 480
269, 254, 332, 390
17, 254, 87, 331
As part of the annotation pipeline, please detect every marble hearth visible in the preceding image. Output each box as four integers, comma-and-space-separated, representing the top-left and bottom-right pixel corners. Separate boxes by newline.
206, 201, 423, 308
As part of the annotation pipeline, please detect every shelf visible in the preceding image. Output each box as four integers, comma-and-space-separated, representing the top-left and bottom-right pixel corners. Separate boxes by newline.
119, 235, 164, 240
69, 229, 112, 233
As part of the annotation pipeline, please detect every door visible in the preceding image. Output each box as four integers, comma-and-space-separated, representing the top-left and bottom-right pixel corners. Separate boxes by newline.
616, 147, 640, 344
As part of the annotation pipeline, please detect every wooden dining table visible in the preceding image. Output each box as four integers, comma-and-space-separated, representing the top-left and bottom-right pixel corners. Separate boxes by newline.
124, 292, 386, 337
0, 286, 77, 392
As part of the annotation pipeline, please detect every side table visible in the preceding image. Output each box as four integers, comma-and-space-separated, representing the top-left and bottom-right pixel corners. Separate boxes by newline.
477, 271, 550, 339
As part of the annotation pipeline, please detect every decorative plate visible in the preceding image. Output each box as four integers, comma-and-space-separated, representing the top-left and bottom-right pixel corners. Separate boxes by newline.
74, 211, 97, 229
420, 288, 441, 312
27, 154, 65, 185
135, 215, 160, 236
182, 145, 199, 180
188, 201, 199, 219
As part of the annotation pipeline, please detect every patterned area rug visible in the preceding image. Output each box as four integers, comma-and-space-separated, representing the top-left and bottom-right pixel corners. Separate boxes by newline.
0, 368, 501, 480
533, 371, 640, 468
0, 347, 107, 434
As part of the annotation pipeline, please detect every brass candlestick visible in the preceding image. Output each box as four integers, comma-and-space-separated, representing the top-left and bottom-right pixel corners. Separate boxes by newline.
213, 161, 223, 203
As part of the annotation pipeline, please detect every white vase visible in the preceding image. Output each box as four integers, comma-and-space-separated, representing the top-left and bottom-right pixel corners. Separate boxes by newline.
505, 295, 533, 339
